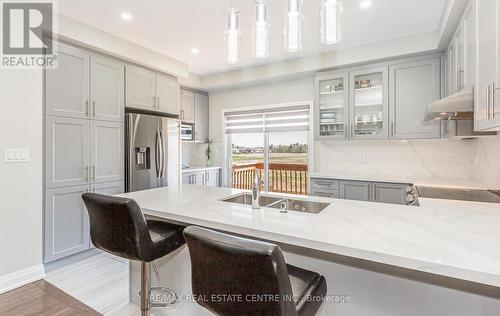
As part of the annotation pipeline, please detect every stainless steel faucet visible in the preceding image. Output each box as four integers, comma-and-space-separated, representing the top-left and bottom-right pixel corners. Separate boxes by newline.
252, 173, 263, 209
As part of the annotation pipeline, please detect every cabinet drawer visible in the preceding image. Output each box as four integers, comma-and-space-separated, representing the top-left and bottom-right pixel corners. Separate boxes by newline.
311, 178, 340, 190
311, 189, 340, 199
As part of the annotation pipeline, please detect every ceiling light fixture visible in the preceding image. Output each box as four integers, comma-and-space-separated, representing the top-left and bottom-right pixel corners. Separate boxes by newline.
285, 0, 303, 52
320, 0, 343, 45
359, 0, 372, 9
120, 12, 133, 21
253, 0, 270, 58
225, 0, 241, 64
191, 48, 200, 55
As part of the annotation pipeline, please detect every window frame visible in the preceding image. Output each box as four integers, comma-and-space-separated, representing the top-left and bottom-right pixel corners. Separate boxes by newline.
222, 101, 315, 192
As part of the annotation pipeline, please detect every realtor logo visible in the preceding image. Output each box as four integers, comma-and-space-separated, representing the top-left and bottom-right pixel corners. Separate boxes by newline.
1, 0, 58, 69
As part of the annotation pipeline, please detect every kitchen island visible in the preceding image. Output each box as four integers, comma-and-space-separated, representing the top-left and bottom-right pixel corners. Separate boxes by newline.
120, 185, 500, 315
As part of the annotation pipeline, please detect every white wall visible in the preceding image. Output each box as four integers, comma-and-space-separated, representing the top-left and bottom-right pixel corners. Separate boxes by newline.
0, 69, 44, 290
209, 76, 500, 188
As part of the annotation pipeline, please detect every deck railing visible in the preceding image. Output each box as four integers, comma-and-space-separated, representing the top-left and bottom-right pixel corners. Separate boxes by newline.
232, 163, 308, 195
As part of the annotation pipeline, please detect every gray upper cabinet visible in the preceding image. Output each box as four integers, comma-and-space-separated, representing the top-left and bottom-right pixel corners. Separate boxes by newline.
372, 183, 409, 205
90, 121, 124, 184
350, 67, 389, 140
46, 43, 89, 119
315, 72, 349, 140
125, 65, 156, 111
340, 181, 371, 201
389, 58, 441, 139
463, 5, 475, 89
44, 185, 90, 262
181, 90, 195, 123
194, 93, 209, 143
454, 25, 465, 93
90, 56, 125, 122
45, 116, 90, 189
156, 73, 180, 115
475, 0, 500, 131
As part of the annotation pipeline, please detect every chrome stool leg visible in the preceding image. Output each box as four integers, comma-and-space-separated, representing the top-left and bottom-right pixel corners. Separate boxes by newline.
141, 262, 150, 316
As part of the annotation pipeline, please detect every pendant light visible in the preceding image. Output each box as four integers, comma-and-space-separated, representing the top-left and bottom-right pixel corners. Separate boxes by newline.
285, 0, 303, 52
253, 0, 269, 58
225, 0, 241, 64
321, 0, 343, 45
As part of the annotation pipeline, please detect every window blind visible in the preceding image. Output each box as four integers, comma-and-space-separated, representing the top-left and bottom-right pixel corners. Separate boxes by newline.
225, 105, 310, 134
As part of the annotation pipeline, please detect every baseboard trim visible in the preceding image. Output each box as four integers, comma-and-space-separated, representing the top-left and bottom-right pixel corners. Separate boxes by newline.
0, 264, 46, 294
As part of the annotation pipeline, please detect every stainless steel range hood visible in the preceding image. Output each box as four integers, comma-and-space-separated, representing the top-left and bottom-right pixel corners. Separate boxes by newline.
424, 88, 474, 121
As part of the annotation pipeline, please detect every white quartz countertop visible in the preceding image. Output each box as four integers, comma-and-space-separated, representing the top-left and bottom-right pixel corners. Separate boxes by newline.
182, 166, 222, 173
309, 172, 493, 190
120, 185, 500, 288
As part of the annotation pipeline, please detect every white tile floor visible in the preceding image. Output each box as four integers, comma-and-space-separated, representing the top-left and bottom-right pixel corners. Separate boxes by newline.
44, 252, 129, 314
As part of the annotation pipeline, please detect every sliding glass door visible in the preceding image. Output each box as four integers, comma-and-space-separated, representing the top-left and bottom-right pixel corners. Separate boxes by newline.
225, 104, 310, 195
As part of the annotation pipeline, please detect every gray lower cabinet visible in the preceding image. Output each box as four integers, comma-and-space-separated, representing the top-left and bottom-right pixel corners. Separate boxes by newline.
183, 168, 221, 187
311, 189, 341, 199
45, 116, 90, 189
310, 177, 411, 205
183, 172, 205, 185
340, 181, 372, 202
45, 185, 90, 262
372, 183, 409, 205
44, 181, 125, 262
205, 169, 220, 187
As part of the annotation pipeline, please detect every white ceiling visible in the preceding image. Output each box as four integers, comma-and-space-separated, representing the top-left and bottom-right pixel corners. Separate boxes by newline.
57, 0, 446, 76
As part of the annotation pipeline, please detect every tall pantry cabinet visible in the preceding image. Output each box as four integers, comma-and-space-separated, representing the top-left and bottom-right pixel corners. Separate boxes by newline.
44, 43, 125, 262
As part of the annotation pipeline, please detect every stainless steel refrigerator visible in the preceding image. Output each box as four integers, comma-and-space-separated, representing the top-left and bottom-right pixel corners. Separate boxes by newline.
126, 112, 181, 192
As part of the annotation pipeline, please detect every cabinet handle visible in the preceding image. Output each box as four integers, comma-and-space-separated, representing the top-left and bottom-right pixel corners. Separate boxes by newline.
92, 101, 96, 117
92, 166, 96, 181
153, 96, 156, 108
85, 100, 89, 116
391, 122, 394, 137
84, 166, 89, 182
487, 84, 491, 120
157, 97, 160, 109
493, 82, 499, 119
351, 124, 355, 138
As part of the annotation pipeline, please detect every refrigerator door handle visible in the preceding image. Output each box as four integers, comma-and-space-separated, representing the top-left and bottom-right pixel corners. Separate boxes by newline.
126, 115, 135, 192
155, 127, 161, 179
159, 128, 166, 181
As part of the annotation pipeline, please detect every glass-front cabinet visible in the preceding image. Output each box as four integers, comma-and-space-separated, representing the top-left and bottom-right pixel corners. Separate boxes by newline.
315, 72, 349, 139
315, 67, 389, 140
350, 67, 389, 139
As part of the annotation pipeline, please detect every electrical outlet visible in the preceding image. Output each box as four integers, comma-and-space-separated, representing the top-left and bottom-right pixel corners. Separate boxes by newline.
4, 149, 30, 163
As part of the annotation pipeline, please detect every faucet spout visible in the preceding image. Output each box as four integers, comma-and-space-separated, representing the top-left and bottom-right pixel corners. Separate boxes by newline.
252, 173, 263, 209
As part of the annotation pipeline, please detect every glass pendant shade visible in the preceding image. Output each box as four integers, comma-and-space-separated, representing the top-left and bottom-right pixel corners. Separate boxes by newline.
253, 0, 270, 58
285, 0, 303, 52
225, 4, 240, 64
321, 0, 343, 45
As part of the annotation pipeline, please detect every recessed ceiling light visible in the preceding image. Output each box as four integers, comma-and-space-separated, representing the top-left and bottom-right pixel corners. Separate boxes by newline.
359, 0, 372, 9
191, 48, 200, 55
120, 12, 133, 21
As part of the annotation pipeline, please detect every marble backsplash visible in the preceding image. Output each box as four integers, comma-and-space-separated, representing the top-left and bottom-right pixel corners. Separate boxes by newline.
208, 136, 500, 189
473, 136, 500, 188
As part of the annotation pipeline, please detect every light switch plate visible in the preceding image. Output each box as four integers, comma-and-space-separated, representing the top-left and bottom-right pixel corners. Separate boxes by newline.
4, 149, 30, 163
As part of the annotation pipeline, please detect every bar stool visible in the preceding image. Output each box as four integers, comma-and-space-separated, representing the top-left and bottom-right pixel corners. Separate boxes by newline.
82, 193, 185, 316
183, 226, 327, 316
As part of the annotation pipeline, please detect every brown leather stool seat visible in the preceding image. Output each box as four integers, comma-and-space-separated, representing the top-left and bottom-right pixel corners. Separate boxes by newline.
183, 226, 327, 316
82, 193, 185, 315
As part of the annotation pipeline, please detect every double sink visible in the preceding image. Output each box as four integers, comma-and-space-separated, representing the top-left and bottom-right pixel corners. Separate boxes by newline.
221, 193, 330, 214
